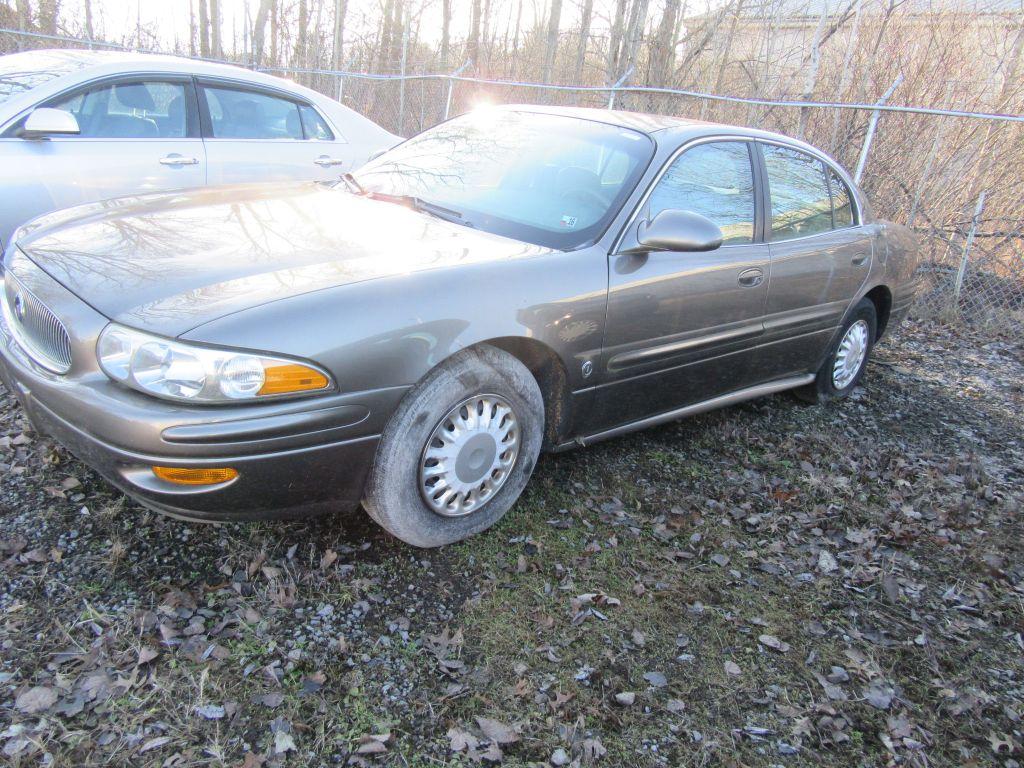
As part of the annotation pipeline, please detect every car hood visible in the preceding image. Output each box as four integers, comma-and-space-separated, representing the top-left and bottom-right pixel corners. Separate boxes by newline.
15, 182, 551, 337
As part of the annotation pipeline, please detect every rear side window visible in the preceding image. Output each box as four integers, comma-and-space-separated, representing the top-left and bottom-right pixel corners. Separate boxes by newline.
203, 86, 303, 140
828, 168, 855, 228
648, 141, 756, 245
47, 80, 188, 138
763, 144, 833, 241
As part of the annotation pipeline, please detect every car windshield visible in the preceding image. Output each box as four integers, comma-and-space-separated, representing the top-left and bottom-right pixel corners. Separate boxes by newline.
353, 109, 655, 249
0, 50, 99, 106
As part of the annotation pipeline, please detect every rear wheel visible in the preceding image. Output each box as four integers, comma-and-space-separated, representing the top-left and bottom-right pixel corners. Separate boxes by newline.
362, 346, 543, 547
795, 298, 877, 404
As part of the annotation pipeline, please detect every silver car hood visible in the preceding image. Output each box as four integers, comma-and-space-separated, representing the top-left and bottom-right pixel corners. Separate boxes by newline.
15, 182, 551, 337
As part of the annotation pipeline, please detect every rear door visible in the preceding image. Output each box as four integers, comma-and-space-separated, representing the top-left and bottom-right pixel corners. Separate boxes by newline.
594, 138, 770, 428
0, 75, 204, 235
197, 80, 353, 184
755, 143, 873, 379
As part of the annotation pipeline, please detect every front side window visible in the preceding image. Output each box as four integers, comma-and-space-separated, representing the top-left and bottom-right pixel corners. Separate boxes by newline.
203, 86, 303, 140
354, 110, 654, 249
48, 80, 187, 138
648, 141, 756, 245
763, 144, 834, 241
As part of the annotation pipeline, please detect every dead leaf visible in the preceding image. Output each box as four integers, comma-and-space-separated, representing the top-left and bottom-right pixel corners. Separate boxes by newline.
475, 716, 519, 744
14, 686, 57, 714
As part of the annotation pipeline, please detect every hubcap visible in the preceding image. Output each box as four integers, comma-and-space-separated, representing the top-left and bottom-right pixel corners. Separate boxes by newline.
832, 319, 869, 390
419, 394, 520, 517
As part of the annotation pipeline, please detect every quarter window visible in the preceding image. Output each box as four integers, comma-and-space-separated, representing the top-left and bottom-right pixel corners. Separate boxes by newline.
828, 168, 855, 228
763, 144, 833, 241
203, 86, 304, 139
648, 141, 756, 245
299, 104, 334, 140
47, 80, 187, 138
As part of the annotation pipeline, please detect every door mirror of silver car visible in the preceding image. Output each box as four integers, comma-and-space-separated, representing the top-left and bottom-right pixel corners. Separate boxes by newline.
635, 209, 723, 253
20, 108, 81, 139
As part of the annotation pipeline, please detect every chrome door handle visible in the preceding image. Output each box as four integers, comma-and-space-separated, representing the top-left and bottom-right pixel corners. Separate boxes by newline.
159, 155, 199, 166
314, 156, 346, 167
851, 253, 869, 266
737, 268, 764, 287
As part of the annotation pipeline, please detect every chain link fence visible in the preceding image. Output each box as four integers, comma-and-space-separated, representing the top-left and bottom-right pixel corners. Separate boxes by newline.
3, 26, 1023, 330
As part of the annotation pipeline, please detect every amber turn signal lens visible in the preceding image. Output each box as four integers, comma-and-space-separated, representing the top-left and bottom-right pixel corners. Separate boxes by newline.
258, 363, 329, 396
152, 466, 238, 486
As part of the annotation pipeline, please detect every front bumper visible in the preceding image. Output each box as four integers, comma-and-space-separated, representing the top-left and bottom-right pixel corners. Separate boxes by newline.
0, 272, 405, 522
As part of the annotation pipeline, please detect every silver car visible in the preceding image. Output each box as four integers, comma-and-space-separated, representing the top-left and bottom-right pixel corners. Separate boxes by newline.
0, 106, 920, 547
0, 49, 398, 250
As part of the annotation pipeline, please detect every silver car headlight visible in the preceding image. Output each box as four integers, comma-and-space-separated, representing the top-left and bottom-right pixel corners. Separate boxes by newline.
97, 324, 332, 403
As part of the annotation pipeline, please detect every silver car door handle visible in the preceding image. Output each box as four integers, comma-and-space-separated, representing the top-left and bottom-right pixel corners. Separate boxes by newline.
159, 155, 199, 166
737, 268, 764, 287
314, 156, 346, 167
851, 253, 869, 266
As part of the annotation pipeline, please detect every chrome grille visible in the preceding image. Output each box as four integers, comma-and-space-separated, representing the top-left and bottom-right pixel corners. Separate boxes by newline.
3, 271, 72, 373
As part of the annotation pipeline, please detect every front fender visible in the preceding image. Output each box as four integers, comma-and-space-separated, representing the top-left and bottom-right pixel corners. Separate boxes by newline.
181, 247, 609, 399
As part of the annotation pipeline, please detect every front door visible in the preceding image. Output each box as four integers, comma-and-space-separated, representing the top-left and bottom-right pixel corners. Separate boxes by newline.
755, 143, 874, 379
198, 81, 353, 185
594, 139, 770, 429
0, 77, 205, 245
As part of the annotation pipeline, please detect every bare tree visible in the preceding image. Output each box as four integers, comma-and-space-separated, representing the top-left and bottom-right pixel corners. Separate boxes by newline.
197, 0, 210, 58
575, 0, 594, 84
543, 0, 564, 83
332, 0, 348, 70
209, 0, 222, 58
468, 0, 482, 66
440, 0, 451, 68
252, 0, 274, 66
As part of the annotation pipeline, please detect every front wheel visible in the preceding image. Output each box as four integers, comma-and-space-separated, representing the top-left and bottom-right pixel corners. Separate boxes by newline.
795, 298, 877, 404
362, 345, 544, 547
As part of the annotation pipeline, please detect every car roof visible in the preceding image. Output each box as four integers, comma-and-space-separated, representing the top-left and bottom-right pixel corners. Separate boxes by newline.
0, 49, 325, 114
496, 103, 853, 179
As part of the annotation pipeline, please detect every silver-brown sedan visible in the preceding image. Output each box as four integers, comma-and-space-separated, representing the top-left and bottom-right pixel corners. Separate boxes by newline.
0, 105, 920, 546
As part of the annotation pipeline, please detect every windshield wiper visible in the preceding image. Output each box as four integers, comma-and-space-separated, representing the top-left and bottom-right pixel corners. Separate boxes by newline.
367, 192, 469, 227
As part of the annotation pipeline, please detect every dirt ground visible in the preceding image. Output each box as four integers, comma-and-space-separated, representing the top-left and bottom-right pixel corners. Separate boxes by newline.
1, 320, 1022, 767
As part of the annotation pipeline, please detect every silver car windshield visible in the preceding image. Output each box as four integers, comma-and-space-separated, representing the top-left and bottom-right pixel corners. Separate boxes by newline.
354, 110, 654, 250
0, 50, 99, 106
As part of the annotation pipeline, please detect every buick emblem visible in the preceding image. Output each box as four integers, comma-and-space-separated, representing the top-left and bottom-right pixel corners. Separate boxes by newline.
12, 291, 25, 322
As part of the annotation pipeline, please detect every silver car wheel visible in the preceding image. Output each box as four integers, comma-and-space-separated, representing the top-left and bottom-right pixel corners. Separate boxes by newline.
832, 319, 869, 390
419, 394, 520, 518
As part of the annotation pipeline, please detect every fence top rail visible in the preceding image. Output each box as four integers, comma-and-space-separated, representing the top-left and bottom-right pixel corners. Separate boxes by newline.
3, 26, 1023, 124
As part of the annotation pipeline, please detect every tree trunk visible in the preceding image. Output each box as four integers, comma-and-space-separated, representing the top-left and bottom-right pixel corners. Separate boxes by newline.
574, 0, 594, 84
15, 0, 32, 32
607, 0, 628, 80
440, 0, 451, 68
210, 0, 222, 58
270, 0, 279, 63
252, 0, 274, 65
38, 0, 59, 35
84, 0, 94, 39
648, 0, 679, 86
293, 0, 308, 68
332, 0, 348, 70
198, 0, 211, 58
543, 0, 563, 84
468, 0, 481, 67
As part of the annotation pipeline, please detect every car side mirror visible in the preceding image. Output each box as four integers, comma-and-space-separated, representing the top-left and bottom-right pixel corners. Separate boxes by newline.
634, 209, 723, 253
20, 108, 80, 139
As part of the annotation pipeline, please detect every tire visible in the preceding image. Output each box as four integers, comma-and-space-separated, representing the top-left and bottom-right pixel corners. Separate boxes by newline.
795, 298, 878, 404
362, 345, 544, 547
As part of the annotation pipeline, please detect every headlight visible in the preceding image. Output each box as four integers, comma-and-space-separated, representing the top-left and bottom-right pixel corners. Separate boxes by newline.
96, 324, 331, 403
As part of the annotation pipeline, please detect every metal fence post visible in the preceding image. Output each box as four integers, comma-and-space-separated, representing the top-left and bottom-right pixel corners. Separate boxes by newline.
853, 74, 903, 185
607, 67, 634, 110
951, 190, 987, 311
445, 60, 472, 120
